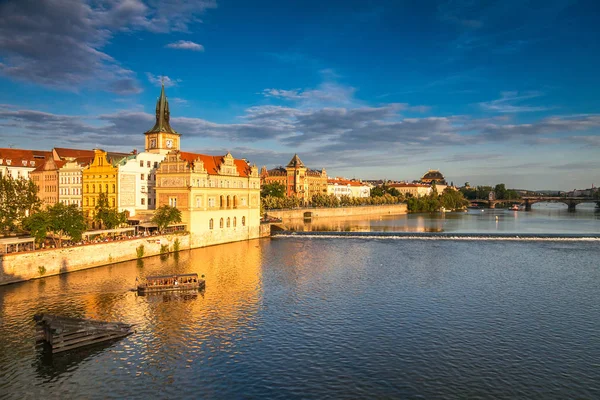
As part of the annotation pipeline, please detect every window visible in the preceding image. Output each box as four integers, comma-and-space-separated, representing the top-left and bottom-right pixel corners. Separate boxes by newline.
209, 219, 214, 229
92, 184, 95, 193
169, 197, 177, 207
105, 184, 108, 192
147, 161, 151, 168
196, 196, 202, 208
242, 216, 246, 226
140, 160, 144, 167
141, 174, 145, 180
208, 197, 215, 207
227, 217, 230, 228
220, 218, 224, 228
141, 198, 145, 205
154, 162, 158, 168
233, 217, 237, 227
86, 184, 89, 193
112, 184, 115, 193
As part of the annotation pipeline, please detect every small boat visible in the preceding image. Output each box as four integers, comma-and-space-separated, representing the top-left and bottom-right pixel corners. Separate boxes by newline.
509, 204, 520, 211
137, 273, 205, 295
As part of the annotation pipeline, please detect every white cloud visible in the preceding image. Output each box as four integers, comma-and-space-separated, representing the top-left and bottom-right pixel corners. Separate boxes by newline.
146, 73, 182, 87
166, 40, 205, 51
479, 91, 550, 113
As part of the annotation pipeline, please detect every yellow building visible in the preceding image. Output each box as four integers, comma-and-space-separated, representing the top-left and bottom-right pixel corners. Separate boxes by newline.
82, 149, 130, 227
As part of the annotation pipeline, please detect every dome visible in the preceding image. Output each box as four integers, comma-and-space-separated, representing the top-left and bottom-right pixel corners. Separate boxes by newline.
421, 170, 447, 184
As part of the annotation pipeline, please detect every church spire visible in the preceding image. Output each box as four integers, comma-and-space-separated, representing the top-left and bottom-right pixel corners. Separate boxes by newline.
146, 82, 178, 134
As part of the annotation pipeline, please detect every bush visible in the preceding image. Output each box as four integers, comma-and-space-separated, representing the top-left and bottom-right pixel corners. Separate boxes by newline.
160, 244, 169, 255
136, 244, 145, 259
173, 238, 180, 252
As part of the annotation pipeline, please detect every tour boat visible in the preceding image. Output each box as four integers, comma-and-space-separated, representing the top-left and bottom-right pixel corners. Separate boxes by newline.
137, 273, 205, 295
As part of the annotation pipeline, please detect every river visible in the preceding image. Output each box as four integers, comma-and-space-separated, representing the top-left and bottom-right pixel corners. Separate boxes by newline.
1, 204, 599, 399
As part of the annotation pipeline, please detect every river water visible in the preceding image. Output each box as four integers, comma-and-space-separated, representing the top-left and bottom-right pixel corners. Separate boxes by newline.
1, 204, 599, 399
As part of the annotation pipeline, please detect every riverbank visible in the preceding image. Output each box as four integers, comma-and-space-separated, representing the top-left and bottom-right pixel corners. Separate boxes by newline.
265, 204, 407, 222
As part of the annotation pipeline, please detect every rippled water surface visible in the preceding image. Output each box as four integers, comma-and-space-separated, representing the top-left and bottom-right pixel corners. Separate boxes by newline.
1, 208, 600, 399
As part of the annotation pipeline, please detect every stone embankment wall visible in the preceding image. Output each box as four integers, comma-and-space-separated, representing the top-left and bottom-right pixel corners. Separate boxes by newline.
265, 204, 407, 221
0, 235, 189, 286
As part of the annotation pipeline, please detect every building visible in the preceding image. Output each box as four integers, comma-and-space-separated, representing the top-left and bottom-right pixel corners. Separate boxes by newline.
420, 170, 447, 185
260, 154, 327, 204
30, 158, 65, 207
148, 84, 262, 247
388, 183, 432, 198
0, 148, 51, 180
82, 149, 130, 226
327, 177, 371, 198
58, 157, 93, 207
116, 151, 166, 217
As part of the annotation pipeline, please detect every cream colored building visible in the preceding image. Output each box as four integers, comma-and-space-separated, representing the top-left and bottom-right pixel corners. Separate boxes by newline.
327, 177, 371, 198
148, 84, 262, 247
388, 183, 432, 197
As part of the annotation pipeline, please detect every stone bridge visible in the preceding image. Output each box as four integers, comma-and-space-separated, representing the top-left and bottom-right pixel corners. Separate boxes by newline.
470, 197, 597, 212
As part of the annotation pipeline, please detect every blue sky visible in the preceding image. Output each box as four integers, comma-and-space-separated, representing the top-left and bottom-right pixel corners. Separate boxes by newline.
0, 0, 599, 190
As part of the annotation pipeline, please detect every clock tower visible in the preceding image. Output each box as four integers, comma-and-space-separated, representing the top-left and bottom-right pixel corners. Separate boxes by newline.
144, 83, 181, 154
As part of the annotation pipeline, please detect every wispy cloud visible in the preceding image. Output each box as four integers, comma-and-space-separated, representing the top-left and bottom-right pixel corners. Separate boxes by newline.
166, 40, 205, 51
479, 91, 550, 113
146, 73, 182, 88
0, 0, 215, 93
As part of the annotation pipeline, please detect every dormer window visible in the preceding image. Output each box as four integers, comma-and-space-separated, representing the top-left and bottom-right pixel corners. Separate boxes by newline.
0, 159, 3, 164
6, 159, 11, 165
30, 161, 35, 166
22, 160, 28, 166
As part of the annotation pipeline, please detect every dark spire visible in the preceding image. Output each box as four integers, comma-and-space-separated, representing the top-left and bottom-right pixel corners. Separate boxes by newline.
286, 153, 305, 168
146, 82, 178, 134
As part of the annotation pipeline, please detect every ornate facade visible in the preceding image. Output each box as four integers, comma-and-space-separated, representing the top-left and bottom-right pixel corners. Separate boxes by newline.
260, 154, 327, 203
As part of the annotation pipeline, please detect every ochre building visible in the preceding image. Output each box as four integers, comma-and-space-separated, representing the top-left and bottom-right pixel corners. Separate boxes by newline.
260, 154, 327, 204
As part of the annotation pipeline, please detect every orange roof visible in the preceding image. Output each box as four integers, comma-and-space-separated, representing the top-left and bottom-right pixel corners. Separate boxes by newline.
0, 148, 51, 167
328, 178, 365, 187
179, 152, 252, 177
53, 147, 95, 160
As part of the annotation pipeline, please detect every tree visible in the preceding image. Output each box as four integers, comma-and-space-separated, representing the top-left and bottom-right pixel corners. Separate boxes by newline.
261, 182, 286, 198
94, 192, 127, 229
23, 203, 85, 247
439, 188, 470, 211
0, 176, 41, 234
152, 205, 182, 232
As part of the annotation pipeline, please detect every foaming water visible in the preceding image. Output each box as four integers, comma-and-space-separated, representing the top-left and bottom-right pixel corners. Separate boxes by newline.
274, 231, 600, 241
1, 211, 600, 399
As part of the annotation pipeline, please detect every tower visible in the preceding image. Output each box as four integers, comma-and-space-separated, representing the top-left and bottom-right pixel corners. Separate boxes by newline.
144, 83, 181, 154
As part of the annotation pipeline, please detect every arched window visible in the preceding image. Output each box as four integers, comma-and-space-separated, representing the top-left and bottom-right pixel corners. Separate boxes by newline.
85, 198, 89, 206
233, 196, 238, 208
227, 196, 231, 208
227, 217, 230, 228
220, 196, 224, 208
92, 184, 95, 193
242, 216, 246, 226
112, 184, 115, 193
209, 219, 214, 229
220, 218, 224, 228
233, 217, 237, 227
105, 184, 108, 192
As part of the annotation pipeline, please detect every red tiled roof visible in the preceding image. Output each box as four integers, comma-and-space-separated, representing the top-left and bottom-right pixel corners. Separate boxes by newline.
328, 178, 365, 187
179, 152, 251, 177
0, 148, 51, 167
53, 147, 95, 160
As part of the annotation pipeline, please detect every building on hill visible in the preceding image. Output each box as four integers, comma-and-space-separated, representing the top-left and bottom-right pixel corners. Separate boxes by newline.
30, 158, 65, 207
260, 154, 327, 204
420, 169, 447, 185
0, 148, 51, 180
327, 177, 371, 198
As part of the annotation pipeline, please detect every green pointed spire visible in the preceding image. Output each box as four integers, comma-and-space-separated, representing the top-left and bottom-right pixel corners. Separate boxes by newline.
147, 82, 178, 134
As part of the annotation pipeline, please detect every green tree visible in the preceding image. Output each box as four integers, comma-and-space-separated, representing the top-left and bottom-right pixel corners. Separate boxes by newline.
439, 188, 470, 211
23, 203, 86, 247
94, 192, 127, 229
152, 205, 182, 232
261, 182, 286, 198
22, 211, 51, 245
0, 176, 41, 234
370, 186, 386, 197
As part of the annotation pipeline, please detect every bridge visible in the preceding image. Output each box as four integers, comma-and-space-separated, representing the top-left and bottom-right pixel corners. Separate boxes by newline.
470, 197, 598, 212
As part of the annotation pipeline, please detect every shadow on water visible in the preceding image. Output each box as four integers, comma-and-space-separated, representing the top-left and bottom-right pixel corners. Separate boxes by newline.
35, 339, 122, 382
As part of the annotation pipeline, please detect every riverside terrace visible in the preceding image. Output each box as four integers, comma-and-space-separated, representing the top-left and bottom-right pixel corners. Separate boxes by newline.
0, 225, 186, 255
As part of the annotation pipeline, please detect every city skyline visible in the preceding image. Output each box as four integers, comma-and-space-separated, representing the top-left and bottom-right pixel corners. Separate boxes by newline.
0, 0, 599, 190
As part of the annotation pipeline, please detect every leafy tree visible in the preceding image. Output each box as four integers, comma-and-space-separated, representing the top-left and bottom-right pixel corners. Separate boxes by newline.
370, 186, 386, 197
152, 205, 182, 232
23, 203, 85, 247
94, 192, 127, 229
439, 188, 469, 211
261, 182, 286, 198
0, 176, 41, 234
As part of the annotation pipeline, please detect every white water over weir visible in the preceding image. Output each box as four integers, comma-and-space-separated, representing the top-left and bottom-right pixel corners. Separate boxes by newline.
273, 231, 600, 241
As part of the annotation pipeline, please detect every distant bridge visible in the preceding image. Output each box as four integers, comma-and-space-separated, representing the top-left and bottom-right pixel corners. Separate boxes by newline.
470, 197, 598, 212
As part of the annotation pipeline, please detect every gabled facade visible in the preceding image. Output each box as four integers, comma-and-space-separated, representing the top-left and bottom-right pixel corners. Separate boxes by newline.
155, 151, 261, 247
82, 149, 130, 226
30, 158, 65, 207
260, 154, 327, 204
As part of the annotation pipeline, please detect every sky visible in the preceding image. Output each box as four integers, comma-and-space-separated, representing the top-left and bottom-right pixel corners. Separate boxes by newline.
0, 0, 599, 191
